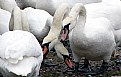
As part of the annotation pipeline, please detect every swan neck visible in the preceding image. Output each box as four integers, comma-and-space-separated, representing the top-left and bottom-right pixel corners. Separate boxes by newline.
69, 3, 86, 30
13, 6, 22, 30
51, 3, 70, 37
21, 10, 30, 31
9, 6, 30, 31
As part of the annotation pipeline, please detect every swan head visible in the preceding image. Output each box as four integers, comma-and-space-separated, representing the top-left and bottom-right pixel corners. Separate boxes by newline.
41, 41, 51, 57
57, 52, 74, 68
41, 32, 58, 57
60, 17, 73, 42
55, 41, 74, 68
56, 50, 73, 68
62, 54, 73, 68
61, 3, 86, 42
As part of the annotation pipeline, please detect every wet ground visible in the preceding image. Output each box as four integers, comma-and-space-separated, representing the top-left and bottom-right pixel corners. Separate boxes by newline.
39, 50, 121, 77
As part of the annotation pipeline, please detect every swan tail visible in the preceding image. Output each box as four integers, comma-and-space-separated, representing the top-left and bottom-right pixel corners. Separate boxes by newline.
5, 57, 40, 76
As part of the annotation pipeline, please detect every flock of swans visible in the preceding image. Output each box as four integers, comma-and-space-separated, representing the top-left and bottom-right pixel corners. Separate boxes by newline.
0, 0, 121, 77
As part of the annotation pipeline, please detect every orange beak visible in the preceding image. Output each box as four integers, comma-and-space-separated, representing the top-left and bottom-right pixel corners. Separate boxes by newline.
64, 58, 74, 68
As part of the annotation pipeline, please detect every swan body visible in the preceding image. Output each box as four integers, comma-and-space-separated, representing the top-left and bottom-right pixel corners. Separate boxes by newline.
5, 7, 43, 77
0, 8, 11, 35
84, 0, 121, 48
23, 7, 53, 43
62, 2, 117, 63
70, 17, 115, 62
0, 0, 17, 13
36, 0, 102, 15
0, 30, 43, 77
59, 3, 118, 73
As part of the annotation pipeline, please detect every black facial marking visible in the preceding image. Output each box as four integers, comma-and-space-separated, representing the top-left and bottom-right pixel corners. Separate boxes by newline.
63, 23, 70, 33
41, 42, 51, 48
41, 42, 51, 58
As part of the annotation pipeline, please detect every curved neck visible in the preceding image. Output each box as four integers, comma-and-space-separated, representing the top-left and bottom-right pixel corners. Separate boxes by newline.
9, 6, 22, 30
69, 3, 86, 31
50, 3, 70, 37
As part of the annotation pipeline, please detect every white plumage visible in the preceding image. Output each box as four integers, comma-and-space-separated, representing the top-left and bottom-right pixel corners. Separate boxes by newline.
60, 2, 118, 72
0, 30, 43, 77
61, 0, 121, 65
61, 0, 121, 62
10, 6, 69, 62
23, 7, 53, 42
0, 8, 10, 35
84, 0, 121, 48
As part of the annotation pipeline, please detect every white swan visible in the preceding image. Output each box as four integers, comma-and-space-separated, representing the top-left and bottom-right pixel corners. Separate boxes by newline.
42, 3, 73, 68
0, 30, 43, 77
0, 8, 11, 35
62, 3, 116, 73
15, 0, 37, 9
36, 0, 102, 15
0, 0, 17, 13
0, 6, 43, 77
